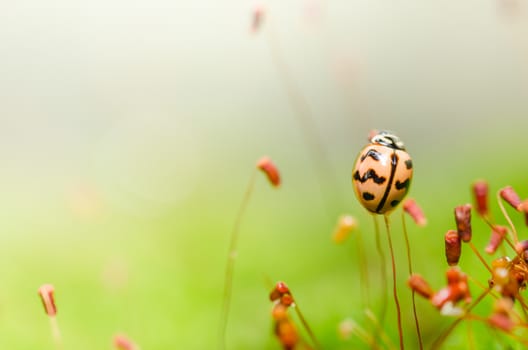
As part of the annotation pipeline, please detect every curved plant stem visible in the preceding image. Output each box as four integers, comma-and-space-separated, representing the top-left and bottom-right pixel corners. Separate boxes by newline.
431, 288, 491, 350
218, 170, 257, 349
373, 215, 388, 329
401, 211, 423, 350
384, 215, 404, 350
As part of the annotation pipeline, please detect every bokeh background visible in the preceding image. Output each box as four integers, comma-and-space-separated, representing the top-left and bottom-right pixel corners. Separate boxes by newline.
1, 0, 528, 349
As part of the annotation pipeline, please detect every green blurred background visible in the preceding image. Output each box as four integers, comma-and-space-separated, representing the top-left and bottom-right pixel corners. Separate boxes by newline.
1, 0, 528, 349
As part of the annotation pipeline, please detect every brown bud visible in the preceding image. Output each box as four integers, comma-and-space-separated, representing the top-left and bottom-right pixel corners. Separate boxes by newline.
407, 274, 434, 299
472, 180, 489, 217
38, 284, 57, 317
500, 186, 521, 211
332, 215, 358, 244
403, 199, 427, 226
485, 226, 507, 254
454, 204, 472, 242
445, 230, 461, 266
257, 156, 280, 187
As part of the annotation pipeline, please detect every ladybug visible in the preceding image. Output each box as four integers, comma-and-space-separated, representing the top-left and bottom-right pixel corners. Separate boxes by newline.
352, 131, 413, 214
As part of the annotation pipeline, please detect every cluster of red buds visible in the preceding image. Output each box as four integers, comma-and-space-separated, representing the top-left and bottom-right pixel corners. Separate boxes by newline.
270, 282, 299, 350
408, 180, 528, 347
408, 267, 471, 316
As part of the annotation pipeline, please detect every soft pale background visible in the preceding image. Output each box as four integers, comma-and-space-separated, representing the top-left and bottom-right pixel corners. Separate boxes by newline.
1, 0, 528, 348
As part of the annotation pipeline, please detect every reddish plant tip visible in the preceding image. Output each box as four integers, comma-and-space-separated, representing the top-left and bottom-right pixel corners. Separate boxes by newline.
113, 334, 138, 350
280, 293, 294, 307
445, 229, 461, 266
500, 186, 522, 211
38, 284, 57, 317
270, 281, 290, 301
276, 281, 290, 294
454, 204, 472, 243
367, 129, 380, 141
256, 156, 281, 187
519, 198, 528, 226
472, 180, 489, 217
407, 274, 435, 299
403, 198, 427, 226
431, 268, 471, 309
250, 3, 266, 34
485, 225, 508, 254
332, 214, 358, 244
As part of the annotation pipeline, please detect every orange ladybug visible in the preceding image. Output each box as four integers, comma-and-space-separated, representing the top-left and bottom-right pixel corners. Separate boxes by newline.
352, 131, 413, 214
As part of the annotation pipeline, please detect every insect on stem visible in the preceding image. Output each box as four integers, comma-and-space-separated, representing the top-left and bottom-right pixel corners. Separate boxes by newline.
384, 215, 404, 350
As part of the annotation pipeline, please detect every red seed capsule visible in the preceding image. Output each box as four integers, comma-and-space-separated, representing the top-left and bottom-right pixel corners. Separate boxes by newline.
472, 180, 489, 217
500, 186, 521, 211
485, 225, 507, 254
257, 156, 281, 187
403, 199, 427, 226
431, 268, 471, 309
445, 230, 461, 266
281, 293, 294, 307
454, 204, 472, 242
407, 274, 434, 299
270, 281, 290, 301
38, 284, 57, 317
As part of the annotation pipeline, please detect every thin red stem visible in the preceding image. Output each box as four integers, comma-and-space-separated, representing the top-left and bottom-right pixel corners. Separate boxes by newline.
218, 170, 257, 349
384, 215, 404, 350
401, 211, 423, 350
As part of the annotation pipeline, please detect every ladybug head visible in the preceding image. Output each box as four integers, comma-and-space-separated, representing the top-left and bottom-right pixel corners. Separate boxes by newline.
370, 131, 406, 150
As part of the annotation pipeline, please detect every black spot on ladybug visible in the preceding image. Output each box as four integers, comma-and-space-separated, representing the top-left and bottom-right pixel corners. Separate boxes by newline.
360, 149, 382, 162
354, 169, 386, 184
363, 192, 375, 201
391, 200, 400, 207
396, 178, 410, 190
405, 159, 413, 169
